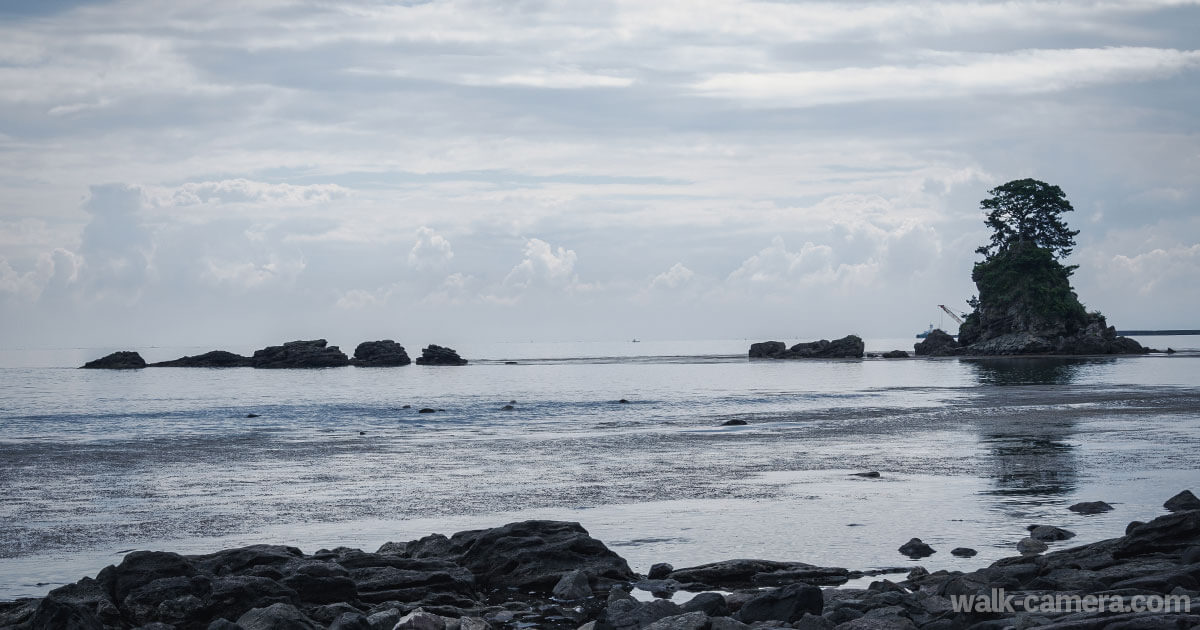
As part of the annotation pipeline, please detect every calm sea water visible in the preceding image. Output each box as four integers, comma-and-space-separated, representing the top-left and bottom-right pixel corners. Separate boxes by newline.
0, 337, 1198, 600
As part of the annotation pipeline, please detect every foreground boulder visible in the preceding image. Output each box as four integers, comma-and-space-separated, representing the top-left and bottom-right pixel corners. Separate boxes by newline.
251, 340, 350, 368
748, 335, 864, 359
415, 345, 468, 366
389, 520, 633, 591
150, 350, 253, 367
80, 351, 146, 369
352, 340, 411, 367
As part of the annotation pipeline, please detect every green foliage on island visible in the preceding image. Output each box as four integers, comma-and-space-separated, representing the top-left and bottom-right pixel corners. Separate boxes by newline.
958, 179, 1091, 346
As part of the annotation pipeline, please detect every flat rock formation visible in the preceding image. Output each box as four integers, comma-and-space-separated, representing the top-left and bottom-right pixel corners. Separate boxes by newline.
2, 499, 1199, 629
149, 350, 253, 368
415, 344, 468, 366
80, 351, 146, 369
351, 340, 411, 367
250, 340, 351, 369
749, 335, 864, 359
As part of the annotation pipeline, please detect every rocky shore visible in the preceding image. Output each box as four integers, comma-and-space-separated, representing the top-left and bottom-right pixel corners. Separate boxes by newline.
3, 493, 1197, 630
749, 336, 865, 359
81, 341, 464, 369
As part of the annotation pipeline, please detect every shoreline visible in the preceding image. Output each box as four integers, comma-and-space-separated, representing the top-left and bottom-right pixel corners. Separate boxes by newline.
2, 498, 1197, 629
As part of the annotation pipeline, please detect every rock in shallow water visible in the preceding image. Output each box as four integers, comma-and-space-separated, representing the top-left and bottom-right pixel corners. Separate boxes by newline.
415, 344, 468, 366
251, 339, 350, 368
897, 539, 935, 559
1069, 500, 1114, 514
748, 335, 864, 359
1164, 489, 1200, 512
80, 350, 146, 369
352, 340, 411, 367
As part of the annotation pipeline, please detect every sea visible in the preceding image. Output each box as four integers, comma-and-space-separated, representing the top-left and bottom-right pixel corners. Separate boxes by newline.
1, 337, 1198, 601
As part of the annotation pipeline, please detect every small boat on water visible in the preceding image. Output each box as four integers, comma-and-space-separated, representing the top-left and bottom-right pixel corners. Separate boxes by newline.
916, 324, 935, 339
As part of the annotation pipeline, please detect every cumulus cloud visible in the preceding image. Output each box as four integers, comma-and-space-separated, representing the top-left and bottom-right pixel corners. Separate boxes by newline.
649, 262, 695, 290
1107, 244, 1200, 294
502, 238, 580, 291
408, 227, 455, 271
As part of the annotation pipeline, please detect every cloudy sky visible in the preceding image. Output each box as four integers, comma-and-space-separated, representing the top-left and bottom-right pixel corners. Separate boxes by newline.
1, 0, 1197, 349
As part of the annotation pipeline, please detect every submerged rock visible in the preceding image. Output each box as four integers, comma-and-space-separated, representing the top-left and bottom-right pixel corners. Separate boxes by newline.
1029, 525, 1076, 542
415, 345, 468, 366
352, 340, 411, 367
748, 335, 864, 359
1069, 500, 1114, 514
720, 419, 747, 426
251, 340, 350, 368
950, 547, 977, 558
1016, 537, 1047, 554
881, 350, 909, 358
80, 351, 146, 369
150, 350, 253, 368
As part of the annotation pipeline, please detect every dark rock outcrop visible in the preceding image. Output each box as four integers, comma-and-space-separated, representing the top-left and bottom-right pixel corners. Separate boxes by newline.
1164, 489, 1200, 512
251, 340, 350, 369
1068, 500, 1114, 514
415, 345, 468, 366
898, 539, 935, 559
913, 330, 959, 357
736, 583, 822, 624
150, 350, 253, 368
748, 335, 864, 359
352, 340, 411, 367
80, 351, 146, 369
881, 350, 909, 358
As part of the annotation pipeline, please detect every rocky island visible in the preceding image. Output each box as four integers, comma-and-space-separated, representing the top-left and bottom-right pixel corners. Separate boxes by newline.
81, 340, 448, 369
2, 494, 1197, 630
916, 180, 1147, 357
749, 336, 865, 359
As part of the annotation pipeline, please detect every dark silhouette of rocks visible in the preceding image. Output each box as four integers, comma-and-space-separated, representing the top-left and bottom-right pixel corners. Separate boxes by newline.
913, 329, 960, 356
80, 351, 146, 369
415, 345, 467, 366
748, 335, 864, 359
1164, 489, 1200, 512
251, 340, 350, 369
10, 498, 1200, 630
351, 340, 411, 367
150, 350, 253, 367
881, 350, 908, 358
1069, 500, 1114, 514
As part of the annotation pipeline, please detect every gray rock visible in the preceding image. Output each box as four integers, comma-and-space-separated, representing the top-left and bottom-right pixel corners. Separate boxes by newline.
897, 539, 935, 559
1115, 509, 1200, 557
913, 330, 959, 357
1016, 537, 1048, 554
553, 569, 593, 600
459, 617, 489, 630
1164, 489, 1200, 512
881, 350, 908, 359
793, 613, 836, 630
328, 612, 372, 630
832, 616, 916, 630
720, 419, 747, 426
737, 583, 822, 624
394, 610, 447, 630
236, 603, 318, 630
207, 620, 244, 630
366, 607, 401, 630
352, 340, 412, 367
415, 345, 468, 366
81, 350, 146, 369
708, 617, 751, 630
1030, 525, 1076, 542
750, 336, 865, 359
667, 559, 844, 590
600, 598, 682, 630
680, 592, 729, 617
642, 611, 711, 630
648, 563, 674, 579
949, 548, 976, 557
250, 340, 350, 368
151, 350, 254, 367
1068, 500, 1114, 514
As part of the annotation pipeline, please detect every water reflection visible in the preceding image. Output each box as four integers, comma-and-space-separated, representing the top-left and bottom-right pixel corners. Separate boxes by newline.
963, 357, 1117, 386
980, 434, 1078, 500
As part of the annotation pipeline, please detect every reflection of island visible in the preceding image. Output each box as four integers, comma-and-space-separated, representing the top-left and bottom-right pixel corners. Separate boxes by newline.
962, 356, 1117, 386
980, 433, 1078, 500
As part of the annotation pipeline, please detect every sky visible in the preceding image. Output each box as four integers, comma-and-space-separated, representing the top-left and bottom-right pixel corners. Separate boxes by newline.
1, 0, 1198, 350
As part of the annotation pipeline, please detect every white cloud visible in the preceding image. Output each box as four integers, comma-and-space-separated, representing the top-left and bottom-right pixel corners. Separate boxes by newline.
201, 256, 306, 292
408, 227, 455, 271
336, 288, 381, 310
502, 238, 580, 291
693, 48, 1200, 107
1108, 244, 1200, 294
649, 262, 695, 291
158, 180, 350, 207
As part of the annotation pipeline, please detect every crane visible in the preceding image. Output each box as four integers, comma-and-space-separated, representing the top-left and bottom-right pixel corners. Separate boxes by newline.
938, 304, 964, 325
